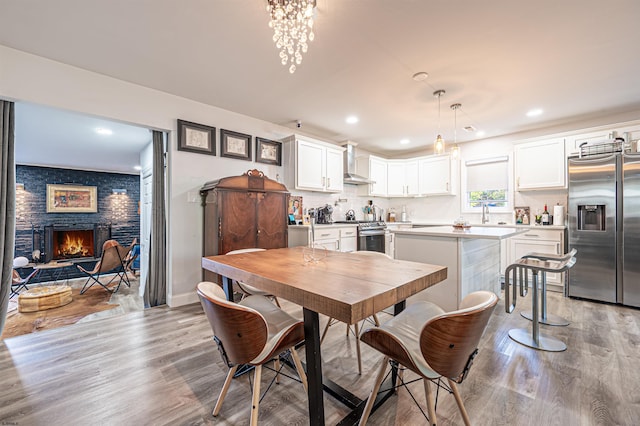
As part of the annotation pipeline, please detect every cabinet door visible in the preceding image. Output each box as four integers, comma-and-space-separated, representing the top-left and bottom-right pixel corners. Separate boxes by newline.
296, 140, 325, 190
387, 161, 406, 196
325, 146, 344, 192
419, 155, 452, 195
514, 138, 565, 190
219, 191, 257, 254
405, 160, 420, 195
256, 192, 288, 249
339, 227, 358, 252
369, 157, 388, 196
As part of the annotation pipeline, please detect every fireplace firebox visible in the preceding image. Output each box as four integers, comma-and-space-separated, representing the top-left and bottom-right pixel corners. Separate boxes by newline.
44, 224, 111, 263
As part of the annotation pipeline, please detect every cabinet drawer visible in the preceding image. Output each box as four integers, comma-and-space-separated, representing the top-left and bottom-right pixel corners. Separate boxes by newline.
340, 228, 357, 238
517, 229, 563, 241
314, 228, 340, 241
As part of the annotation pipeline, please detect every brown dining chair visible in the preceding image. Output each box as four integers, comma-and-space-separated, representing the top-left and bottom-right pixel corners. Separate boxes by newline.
197, 281, 307, 426
358, 291, 498, 426
77, 238, 136, 294
225, 248, 280, 306
320, 250, 387, 375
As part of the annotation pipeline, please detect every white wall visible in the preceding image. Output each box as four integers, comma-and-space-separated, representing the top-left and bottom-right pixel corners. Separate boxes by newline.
0, 45, 295, 306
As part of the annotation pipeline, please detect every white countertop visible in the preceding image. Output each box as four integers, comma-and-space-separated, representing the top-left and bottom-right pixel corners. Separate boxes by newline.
392, 225, 527, 240
288, 223, 358, 229
410, 222, 567, 230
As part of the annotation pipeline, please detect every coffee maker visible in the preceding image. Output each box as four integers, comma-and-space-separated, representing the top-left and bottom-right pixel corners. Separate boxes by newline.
315, 204, 333, 224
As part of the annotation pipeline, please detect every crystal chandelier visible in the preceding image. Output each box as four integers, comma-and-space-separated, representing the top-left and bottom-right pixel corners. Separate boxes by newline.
267, 0, 316, 74
433, 90, 446, 154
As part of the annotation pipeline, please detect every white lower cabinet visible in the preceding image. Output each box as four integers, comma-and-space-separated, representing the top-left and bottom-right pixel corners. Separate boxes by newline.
508, 228, 566, 291
339, 227, 358, 252
288, 225, 357, 252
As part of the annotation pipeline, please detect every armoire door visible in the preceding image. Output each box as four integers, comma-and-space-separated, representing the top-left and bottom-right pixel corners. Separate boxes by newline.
218, 191, 258, 254
256, 192, 287, 248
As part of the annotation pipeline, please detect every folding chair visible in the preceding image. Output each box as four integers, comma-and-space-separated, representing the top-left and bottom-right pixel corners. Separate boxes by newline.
77, 239, 135, 294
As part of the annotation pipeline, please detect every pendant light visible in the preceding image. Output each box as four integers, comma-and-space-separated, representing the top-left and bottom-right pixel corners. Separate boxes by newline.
433, 90, 446, 154
450, 103, 461, 159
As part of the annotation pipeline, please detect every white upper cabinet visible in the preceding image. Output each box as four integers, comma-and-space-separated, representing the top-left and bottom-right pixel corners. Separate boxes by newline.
324, 145, 344, 192
419, 155, 455, 195
514, 138, 566, 190
357, 155, 387, 196
387, 159, 419, 197
283, 135, 344, 193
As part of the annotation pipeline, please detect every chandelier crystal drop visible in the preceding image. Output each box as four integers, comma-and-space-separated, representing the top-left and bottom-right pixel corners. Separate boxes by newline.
267, 0, 316, 74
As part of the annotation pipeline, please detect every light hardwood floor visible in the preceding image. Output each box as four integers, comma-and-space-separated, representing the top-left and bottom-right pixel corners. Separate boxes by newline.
0, 290, 638, 425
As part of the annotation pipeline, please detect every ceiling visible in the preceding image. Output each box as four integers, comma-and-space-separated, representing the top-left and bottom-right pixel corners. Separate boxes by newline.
2, 0, 640, 169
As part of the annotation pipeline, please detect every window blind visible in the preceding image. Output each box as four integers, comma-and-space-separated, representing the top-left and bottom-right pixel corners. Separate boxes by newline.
465, 156, 509, 192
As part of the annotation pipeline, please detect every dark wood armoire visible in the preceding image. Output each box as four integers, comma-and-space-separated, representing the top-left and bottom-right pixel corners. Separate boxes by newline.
200, 169, 289, 282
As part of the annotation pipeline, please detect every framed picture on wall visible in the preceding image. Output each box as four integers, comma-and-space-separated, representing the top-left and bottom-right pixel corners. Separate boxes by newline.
220, 129, 252, 161
177, 119, 216, 155
256, 137, 282, 166
46, 184, 98, 213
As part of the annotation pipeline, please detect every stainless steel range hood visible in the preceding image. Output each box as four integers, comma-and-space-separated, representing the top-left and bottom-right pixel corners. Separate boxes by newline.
342, 141, 375, 185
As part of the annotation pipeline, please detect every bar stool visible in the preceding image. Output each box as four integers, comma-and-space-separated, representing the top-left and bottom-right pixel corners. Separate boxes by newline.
519, 249, 576, 326
504, 251, 577, 352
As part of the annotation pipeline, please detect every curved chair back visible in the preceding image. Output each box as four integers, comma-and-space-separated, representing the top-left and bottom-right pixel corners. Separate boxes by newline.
226, 248, 266, 255
419, 291, 498, 383
351, 250, 392, 259
197, 281, 268, 365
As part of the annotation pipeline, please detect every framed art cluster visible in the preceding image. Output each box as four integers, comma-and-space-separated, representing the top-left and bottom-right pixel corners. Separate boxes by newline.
176, 119, 282, 166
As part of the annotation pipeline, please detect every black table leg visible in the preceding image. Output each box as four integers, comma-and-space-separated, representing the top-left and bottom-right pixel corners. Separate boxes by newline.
303, 307, 325, 426
221, 276, 233, 301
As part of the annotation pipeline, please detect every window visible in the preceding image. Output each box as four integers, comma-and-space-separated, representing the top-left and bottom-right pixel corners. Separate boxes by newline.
462, 155, 512, 212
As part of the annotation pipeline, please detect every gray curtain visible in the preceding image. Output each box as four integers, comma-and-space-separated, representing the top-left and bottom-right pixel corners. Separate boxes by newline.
0, 101, 16, 335
143, 130, 167, 307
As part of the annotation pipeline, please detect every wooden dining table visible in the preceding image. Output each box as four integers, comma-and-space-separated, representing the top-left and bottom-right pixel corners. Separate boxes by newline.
201, 246, 447, 426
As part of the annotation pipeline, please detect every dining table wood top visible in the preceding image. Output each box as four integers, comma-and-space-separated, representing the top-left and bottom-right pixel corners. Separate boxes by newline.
202, 247, 448, 324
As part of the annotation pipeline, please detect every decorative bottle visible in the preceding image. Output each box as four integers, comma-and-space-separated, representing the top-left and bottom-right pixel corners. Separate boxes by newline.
541, 204, 550, 225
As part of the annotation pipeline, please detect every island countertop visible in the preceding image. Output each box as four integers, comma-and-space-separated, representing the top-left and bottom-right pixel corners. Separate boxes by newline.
391, 225, 527, 240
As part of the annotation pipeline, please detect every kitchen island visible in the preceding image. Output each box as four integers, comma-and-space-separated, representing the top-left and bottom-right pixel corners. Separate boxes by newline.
392, 225, 526, 311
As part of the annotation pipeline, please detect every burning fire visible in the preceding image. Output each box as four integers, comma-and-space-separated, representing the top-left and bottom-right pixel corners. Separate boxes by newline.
56, 233, 92, 258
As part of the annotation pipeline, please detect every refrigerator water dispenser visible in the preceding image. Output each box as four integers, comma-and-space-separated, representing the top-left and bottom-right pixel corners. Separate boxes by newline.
577, 205, 606, 231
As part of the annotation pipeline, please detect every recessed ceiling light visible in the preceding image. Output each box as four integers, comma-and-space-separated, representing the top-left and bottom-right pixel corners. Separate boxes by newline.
526, 108, 543, 117
400, 139, 410, 145
134, 165, 142, 171
463, 125, 476, 133
95, 127, 113, 135
412, 72, 429, 82
346, 115, 359, 124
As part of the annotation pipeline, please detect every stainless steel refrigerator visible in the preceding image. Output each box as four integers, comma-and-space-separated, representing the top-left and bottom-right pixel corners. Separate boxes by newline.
568, 148, 640, 307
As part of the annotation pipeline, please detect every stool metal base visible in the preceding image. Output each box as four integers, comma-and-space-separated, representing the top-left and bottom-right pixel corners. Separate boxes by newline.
508, 328, 567, 352
521, 311, 570, 326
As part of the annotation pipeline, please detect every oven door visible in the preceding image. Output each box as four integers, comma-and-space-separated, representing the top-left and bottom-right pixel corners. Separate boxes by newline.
357, 230, 386, 253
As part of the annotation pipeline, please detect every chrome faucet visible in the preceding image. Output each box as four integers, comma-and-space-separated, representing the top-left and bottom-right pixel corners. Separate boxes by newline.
481, 202, 490, 224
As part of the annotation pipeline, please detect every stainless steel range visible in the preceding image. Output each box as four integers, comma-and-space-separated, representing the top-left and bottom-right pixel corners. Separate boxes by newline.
335, 220, 387, 253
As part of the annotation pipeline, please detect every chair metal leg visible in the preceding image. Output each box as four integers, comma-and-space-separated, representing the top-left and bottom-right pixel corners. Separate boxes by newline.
358, 356, 389, 426
289, 348, 308, 392
423, 378, 437, 426
250, 364, 262, 426
213, 364, 238, 416
448, 379, 471, 426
